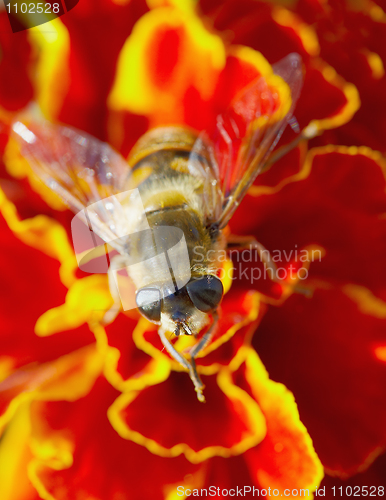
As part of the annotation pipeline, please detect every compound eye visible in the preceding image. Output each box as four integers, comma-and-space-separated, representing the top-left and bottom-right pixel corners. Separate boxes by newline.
136, 287, 161, 323
186, 275, 223, 313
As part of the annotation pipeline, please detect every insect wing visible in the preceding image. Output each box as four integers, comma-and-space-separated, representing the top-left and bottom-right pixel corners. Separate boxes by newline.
273, 52, 303, 107
186, 132, 224, 223
10, 119, 140, 253
209, 52, 303, 228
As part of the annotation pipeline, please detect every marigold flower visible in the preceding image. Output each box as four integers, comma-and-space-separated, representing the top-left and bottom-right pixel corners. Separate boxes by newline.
0, 0, 385, 498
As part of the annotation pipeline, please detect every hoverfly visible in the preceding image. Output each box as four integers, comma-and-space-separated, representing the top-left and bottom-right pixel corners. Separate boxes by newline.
10, 53, 303, 402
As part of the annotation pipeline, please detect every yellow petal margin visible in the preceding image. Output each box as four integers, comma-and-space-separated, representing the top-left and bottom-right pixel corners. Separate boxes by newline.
249, 144, 384, 198
34, 275, 113, 336
307, 58, 361, 134
0, 403, 38, 500
97, 319, 172, 393
0, 345, 103, 433
271, 7, 320, 57
28, 19, 70, 121
343, 284, 386, 320
108, 368, 267, 464
244, 349, 324, 498
0, 187, 77, 288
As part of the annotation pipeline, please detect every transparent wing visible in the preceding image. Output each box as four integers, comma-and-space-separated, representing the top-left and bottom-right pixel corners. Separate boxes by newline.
206, 52, 304, 229
10, 118, 137, 251
185, 133, 224, 223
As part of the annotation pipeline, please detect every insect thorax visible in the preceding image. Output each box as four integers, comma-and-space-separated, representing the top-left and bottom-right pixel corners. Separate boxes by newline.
126, 127, 225, 288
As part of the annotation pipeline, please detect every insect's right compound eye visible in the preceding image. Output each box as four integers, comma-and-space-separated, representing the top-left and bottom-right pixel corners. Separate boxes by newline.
186, 274, 223, 313
136, 287, 162, 323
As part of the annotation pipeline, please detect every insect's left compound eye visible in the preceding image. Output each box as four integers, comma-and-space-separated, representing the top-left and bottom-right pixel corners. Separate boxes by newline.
136, 287, 162, 323
186, 275, 223, 313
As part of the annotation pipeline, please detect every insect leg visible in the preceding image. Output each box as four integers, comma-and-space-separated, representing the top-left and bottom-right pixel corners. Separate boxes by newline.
227, 236, 279, 282
188, 357, 206, 403
186, 311, 219, 403
158, 327, 206, 402
103, 254, 130, 325
260, 122, 318, 174
227, 236, 313, 297
190, 310, 219, 358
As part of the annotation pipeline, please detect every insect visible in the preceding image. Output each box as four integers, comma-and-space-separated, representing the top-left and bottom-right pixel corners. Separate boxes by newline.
11, 53, 303, 402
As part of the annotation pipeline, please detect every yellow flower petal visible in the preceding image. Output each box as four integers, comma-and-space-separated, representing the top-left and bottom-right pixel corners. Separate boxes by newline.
35, 275, 112, 336
108, 7, 225, 123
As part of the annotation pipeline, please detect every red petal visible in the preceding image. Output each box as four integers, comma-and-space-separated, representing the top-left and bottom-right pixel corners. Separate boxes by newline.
229, 351, 323, 493
199, 1, 313, 63
58, 0, 149, 141
109, 369, 266, 462
196, 455, 257, 496
29, 377, 197, 500
0, 345, 102, 430
231, 148, 386, 301
253, 288, 386, 476
296, 0, 386, 153
0, 211, 93, 372
103, 313, 171, 392
322, 452, 386, 496
0, 15, 34, 112
199, 0, 360, 135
